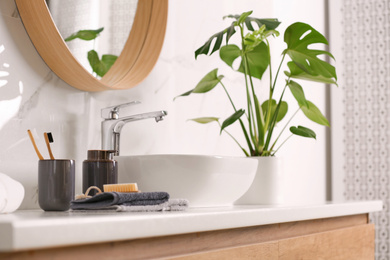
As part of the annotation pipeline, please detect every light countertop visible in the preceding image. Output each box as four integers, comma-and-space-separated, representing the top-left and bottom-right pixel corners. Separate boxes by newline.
0, 200, 382, 252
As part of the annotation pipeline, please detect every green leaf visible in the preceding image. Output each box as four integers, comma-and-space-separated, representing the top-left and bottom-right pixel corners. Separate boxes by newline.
220, 45, 241, 68
174, 69, 223, 100
220, 43, 270, 79
225, 15, 281, 31
195, 13, 280, 59
237, 11, 253, 25
262, 100, 288, 123
226, 24, 237, 44
241, 148, 250, 157
173, 89, 192, 100
245, 19, 255, 31
290, 126, 316, 139
65, 27, 104, 42
193, 69, 224, 93
238, 41, 269, 79
195, 25, 233, 59
221, 109, 245, 133
252, 18, 281, 30
243, 26, 280, 51
287, 80, 309, 108
277, 101, 288, 122
254, 95, 265, 146
283, 22, 337, 83
301, 100, 329, 126
87, 50, 104, 76
87, 50, 117, 77
188, 117, 219, 124
285, 62, 338, 85
101, 54, 118, 72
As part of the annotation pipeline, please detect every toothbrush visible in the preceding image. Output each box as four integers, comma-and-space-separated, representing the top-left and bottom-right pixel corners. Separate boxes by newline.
27, 129, 44, 160
44, 132, 55, 160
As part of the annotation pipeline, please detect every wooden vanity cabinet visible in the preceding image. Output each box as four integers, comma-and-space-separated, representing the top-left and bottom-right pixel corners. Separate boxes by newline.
0, 213, 374, 260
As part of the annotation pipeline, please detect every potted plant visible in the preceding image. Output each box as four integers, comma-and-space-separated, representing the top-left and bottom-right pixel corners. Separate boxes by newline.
175, 11, 337, 204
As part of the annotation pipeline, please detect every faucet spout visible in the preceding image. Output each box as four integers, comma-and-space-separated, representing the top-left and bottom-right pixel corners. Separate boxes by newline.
101, 105, 167, 155
112, 111, 167, 133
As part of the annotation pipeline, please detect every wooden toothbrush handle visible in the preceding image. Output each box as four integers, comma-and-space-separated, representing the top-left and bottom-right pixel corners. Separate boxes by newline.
44, 133, 55, 160
27, 130, 44, 160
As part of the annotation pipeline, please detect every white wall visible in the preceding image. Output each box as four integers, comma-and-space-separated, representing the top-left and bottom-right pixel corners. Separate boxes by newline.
272, 0, 328, 203
0, 0, 327, 209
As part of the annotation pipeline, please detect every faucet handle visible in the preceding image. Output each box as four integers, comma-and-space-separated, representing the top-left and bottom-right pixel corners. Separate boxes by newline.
101, 101, 141, 119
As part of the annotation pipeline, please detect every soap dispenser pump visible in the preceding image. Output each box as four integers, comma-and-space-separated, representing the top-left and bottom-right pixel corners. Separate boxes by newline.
82, 150, 118, 195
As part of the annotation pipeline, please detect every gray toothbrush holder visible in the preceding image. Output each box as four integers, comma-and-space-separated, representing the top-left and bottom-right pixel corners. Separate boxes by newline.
38, 159, 75, 211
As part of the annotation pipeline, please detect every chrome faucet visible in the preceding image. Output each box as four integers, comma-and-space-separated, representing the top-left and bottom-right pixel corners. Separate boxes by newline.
101, 101, 167, 155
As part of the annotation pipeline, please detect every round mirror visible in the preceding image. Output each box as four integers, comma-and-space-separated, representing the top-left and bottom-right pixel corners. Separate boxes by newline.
46, 0, 139, 78
15, 0, 168, 91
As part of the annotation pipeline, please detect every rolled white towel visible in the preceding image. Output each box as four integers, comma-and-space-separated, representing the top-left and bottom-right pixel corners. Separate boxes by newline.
0, 173, 24, 213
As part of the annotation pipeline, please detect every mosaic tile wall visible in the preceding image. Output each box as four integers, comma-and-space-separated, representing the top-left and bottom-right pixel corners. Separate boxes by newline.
341, 0, 390, 258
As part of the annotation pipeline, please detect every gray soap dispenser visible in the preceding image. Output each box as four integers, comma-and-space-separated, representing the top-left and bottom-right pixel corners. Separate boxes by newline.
82, 150, 118, 195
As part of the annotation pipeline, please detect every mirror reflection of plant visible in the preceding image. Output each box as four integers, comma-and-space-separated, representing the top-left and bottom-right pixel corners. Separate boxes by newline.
175, 11, 337, 157
65, 27, 117, 77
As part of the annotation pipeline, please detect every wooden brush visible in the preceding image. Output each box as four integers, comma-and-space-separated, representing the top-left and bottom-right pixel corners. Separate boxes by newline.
44, 132, 55, 159
27, 129, 44, 160
103, 183, 139, 193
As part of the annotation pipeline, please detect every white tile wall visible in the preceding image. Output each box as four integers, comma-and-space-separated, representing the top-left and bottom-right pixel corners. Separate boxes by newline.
0, 0, 327, 209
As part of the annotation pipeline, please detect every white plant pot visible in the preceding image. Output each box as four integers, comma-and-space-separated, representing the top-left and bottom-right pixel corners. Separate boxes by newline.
235, 157, 284, 205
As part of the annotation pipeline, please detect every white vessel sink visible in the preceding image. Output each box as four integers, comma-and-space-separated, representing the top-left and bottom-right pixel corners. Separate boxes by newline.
115, 154, 258, 207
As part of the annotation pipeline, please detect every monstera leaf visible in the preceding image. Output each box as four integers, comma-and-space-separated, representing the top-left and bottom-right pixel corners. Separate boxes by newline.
220, 42, 270, 79
195, 14, 280, 59
285, 62, 337, 85
283, 22, 337, 83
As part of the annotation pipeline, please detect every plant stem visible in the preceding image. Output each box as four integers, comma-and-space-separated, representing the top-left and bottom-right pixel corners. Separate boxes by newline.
219, 80, 237, 111
264, 53, 286, 132
239, 118, 255, 155
240, 25, 258, 155
247, 64, 258, 136
267, 39, 273, 93
271, 134, 293, 156
264, 51, 287, 154
243, 56, 259, 146
263, 83, 288, 152
269, 107, 300, 152
245, 56, 265, 150
272, 53, 286, 92
218, 122, 249, 157
220, 79, 254, 155
264, 41, 274, 133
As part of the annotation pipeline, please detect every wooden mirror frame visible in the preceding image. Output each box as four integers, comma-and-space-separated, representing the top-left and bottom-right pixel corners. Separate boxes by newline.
15, 0, 168, 92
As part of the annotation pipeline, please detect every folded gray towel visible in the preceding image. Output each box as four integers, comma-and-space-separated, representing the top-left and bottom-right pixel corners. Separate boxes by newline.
71, 192, 169, 210
114, 199, 189, 212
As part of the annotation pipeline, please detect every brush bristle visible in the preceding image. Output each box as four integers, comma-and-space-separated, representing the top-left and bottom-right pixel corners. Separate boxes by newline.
47, 132, 54, 143
103, 183, 139, 193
